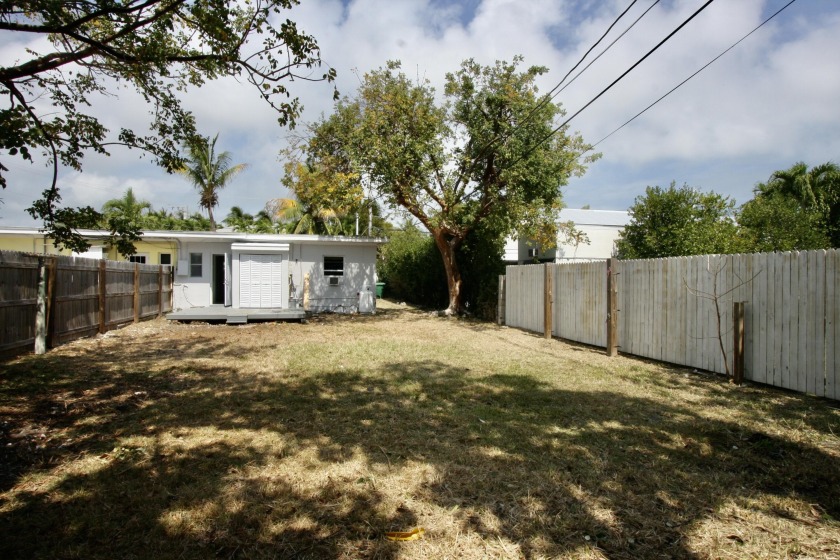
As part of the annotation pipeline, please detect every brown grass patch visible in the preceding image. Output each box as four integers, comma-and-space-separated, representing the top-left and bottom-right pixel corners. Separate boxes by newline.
1, 301, 839, 559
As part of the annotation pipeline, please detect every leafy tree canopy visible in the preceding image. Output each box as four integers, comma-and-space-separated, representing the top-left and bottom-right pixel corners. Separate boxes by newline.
739, 161, 839, 250
616, 182, 741, 259
737, 188, 830, 252
98, 187, 151, 255
292, 57, 597, 313
224, 206, 279, 233
2, 0, 335, 250
142, 208, 211, 231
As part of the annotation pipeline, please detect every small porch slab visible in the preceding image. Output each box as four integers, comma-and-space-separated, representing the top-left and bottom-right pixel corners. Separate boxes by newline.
166, 306, 306, 323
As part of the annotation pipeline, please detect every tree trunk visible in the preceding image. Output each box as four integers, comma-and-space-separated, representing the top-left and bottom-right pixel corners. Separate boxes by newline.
432, 230, 463, 315
208, 207, 216, 231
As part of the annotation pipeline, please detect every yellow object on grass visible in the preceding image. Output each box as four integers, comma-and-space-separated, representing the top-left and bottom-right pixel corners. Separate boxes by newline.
385, 527, 425, 541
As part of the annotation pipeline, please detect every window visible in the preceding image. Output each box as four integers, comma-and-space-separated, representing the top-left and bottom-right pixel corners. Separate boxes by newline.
128, 254, 147, 264
160, 253, 172, 266
324, 256, 344, 276
190, 253, 203, 277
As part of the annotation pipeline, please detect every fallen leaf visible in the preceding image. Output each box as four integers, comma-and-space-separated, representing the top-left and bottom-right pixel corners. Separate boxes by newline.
385, 528, 425, 542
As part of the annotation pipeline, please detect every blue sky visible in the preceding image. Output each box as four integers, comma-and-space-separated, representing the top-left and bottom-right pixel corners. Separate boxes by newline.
2, 0, 839, 226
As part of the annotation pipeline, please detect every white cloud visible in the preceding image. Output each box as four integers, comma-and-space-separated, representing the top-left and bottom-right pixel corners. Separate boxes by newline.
2, 0, 839, 226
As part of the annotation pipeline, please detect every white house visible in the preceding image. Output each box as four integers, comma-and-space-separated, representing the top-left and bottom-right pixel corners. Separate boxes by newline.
0, 227, 385, 319
505, 209, 630, 263
164, 230, 384, 313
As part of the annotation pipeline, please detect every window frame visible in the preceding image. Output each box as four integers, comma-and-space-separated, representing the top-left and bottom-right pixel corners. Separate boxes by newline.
323, 256, 344, 277
159, 253, 172, 266
190, 252, 203, 278
128, 253, 148, 264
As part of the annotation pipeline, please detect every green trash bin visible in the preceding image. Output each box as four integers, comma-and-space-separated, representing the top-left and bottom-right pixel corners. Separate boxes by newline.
375, 282, 385, 298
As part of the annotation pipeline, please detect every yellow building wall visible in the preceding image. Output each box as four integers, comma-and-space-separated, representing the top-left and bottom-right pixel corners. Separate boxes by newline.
0, 234, 74, 255
0, 234, 178, 264
102, 239, 179, 265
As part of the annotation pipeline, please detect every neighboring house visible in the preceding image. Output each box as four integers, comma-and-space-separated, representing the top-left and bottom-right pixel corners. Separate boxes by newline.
505, 209, 630, 264
0, 227, 385, 315
0, 227, 177, 263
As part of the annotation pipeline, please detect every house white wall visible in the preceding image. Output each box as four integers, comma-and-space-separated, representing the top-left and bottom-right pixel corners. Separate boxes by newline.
296, 244, 378, 312
171, 238, 379, 312
514, 209, 630, 263
173, 241, 229, 309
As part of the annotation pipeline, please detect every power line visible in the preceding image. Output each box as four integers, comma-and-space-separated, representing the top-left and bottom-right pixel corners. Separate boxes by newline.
554, 0, 662, 99
463, 1, 644, 175
512, 0, 718, 166
589, 0, 800, 150
545, 0, 640, 100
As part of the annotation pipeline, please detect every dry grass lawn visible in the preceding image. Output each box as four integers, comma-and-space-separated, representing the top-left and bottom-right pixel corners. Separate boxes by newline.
1, 301, 839, 559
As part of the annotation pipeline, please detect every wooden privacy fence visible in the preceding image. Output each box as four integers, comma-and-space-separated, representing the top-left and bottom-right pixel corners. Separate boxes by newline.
0, 251, 173, 356
503, 249, 840, 400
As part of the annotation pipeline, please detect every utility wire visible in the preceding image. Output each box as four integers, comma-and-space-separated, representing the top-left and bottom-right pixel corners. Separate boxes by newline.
512, 0, 657, 147
589, 0, 799, 149
545, 0, 639, 100
462, 1, 642, 174
512, 0, 717, 166
554, 0, 662, 99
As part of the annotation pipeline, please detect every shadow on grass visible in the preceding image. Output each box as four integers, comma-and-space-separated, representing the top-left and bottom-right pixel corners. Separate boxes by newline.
1, 343, 838, 559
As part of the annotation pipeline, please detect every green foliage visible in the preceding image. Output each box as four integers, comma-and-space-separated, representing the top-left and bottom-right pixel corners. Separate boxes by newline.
142, 209, 211, 231
738, 191, 830, 252
26, 188, 103, 253
101, 188, 152, 225
377, 225, 447, 308
98, 187, 153, 256
224, 206, 280, 233
616, 182, 741, 259
266, 196, 345, 235
178, 134, 247, 230
3, 0, 334, 249
297, 57, 596, 312
457, 220, 506, 320
739, 161, 839, 250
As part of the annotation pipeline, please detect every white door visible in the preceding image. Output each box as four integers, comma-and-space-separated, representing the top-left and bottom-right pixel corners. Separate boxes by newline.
240, 254, 285, 308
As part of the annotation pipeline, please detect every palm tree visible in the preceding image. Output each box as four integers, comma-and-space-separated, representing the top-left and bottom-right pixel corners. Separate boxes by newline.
179, 134, 247, 231
760, 161, 840, 246
224, 206, 255, 232
266, 197, 344, 235
101, 187, 152, 224
253, 210, 280, 233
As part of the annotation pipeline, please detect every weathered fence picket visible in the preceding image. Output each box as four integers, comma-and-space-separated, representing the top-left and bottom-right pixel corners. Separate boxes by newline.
0, 251, 173, 355
504, 250, 840, 400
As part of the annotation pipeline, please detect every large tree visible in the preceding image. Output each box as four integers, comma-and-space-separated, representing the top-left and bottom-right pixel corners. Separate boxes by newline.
295, 58, 596, 314
741, 161, 840, 249
269, 159, 363, 235
178, 134, 247, 231
615, 182, 741, 259
737, 189, 830, 252
2, 0, 334, 250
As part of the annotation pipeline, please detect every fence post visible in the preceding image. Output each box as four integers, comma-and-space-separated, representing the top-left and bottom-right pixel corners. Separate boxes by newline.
98, 260, 107, 334
732, 301, 745, 385
158, 265, 164, 318
34, 257, 48, 354
497, 275, 506, 326
133, 263, 140, 323
544, 264, 553, 339
606, 258, 618, 357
